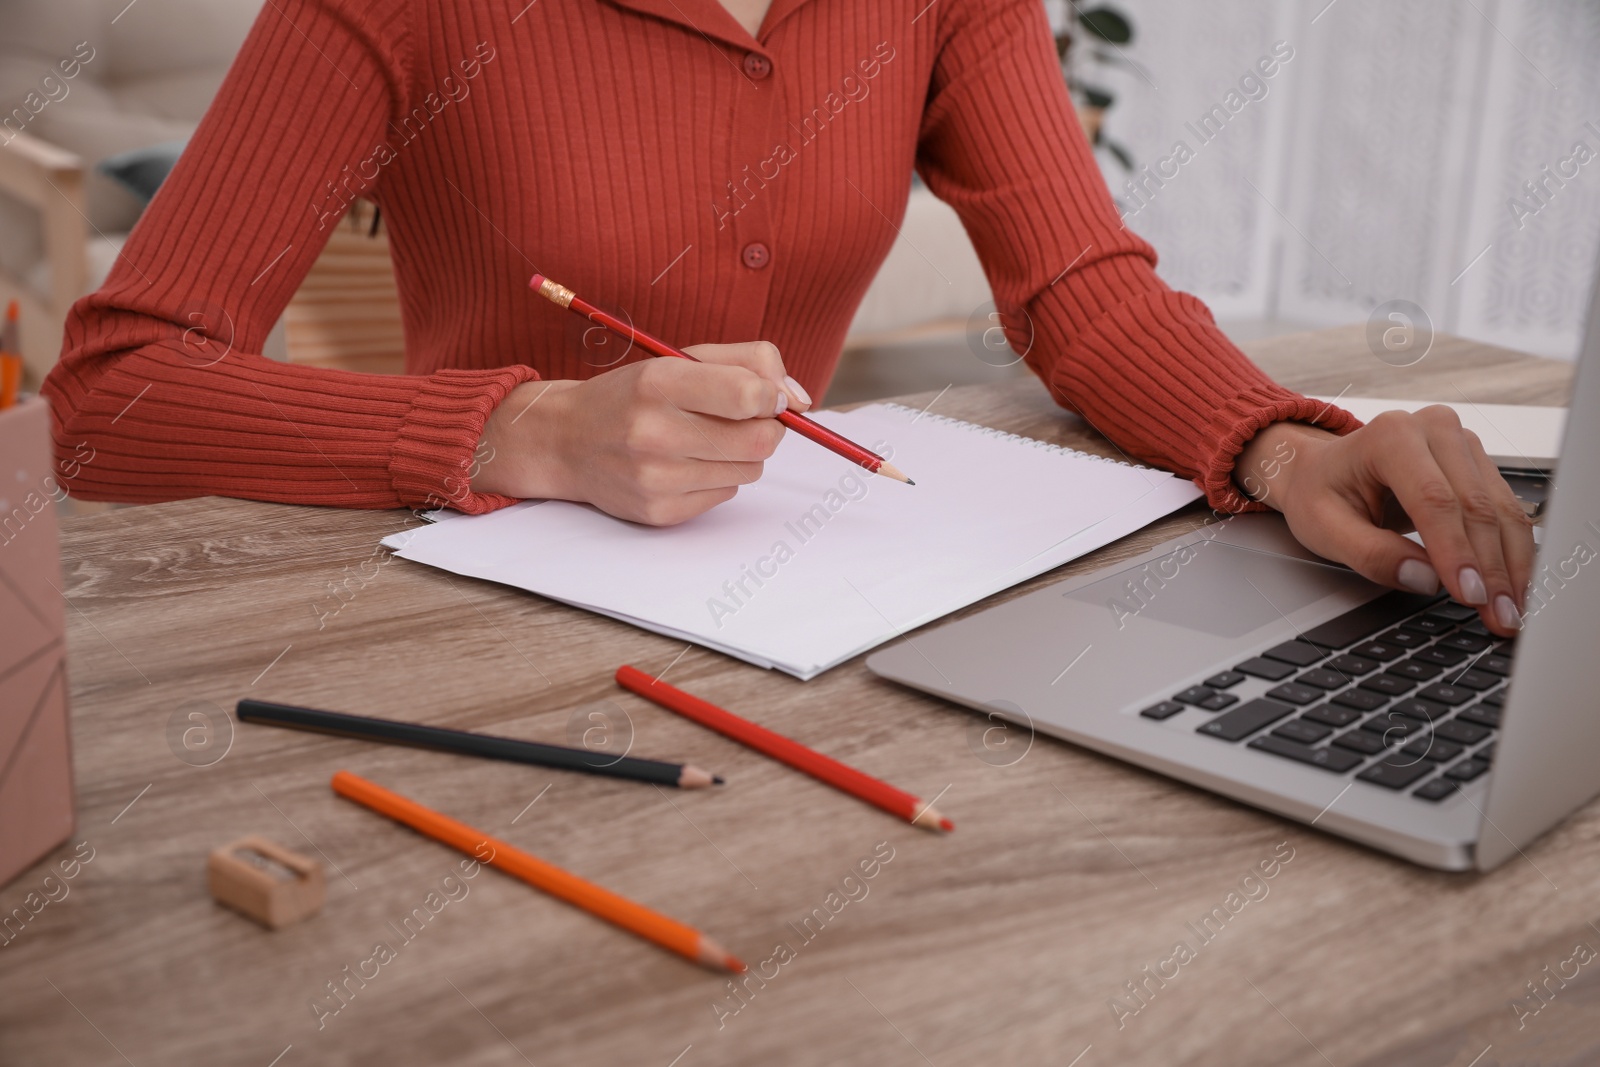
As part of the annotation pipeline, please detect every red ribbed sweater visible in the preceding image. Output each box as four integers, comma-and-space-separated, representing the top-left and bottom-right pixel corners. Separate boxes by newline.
43, 0, 1357, 515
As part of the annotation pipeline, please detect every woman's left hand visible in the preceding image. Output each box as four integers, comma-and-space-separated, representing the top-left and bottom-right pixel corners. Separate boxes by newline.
1235, 408, 1535, 637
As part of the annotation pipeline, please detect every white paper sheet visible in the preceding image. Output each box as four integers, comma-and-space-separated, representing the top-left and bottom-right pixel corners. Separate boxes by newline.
384, 404, 1203, 679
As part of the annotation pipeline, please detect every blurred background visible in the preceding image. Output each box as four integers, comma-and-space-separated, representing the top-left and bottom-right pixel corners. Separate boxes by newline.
2, 0, 1597, 406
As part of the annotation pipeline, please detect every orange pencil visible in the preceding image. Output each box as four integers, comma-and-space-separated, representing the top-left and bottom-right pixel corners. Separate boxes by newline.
616, 665, 953, 832
330, 770, 744, 972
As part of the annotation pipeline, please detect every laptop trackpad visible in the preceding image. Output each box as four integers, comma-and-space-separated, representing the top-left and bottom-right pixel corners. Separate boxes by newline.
867, 534, 1382, 717
1062, 539, 1365, 639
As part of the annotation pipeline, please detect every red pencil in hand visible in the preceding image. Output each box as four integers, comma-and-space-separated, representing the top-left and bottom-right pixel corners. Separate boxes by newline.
616, 664, 952, 832
529, 274, 914, 485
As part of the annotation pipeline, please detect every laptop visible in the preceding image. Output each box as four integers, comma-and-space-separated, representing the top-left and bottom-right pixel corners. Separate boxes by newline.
867, 271, 1600, 872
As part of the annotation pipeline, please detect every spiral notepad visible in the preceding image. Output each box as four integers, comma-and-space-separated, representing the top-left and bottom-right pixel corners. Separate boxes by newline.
382, 403, 1203, 679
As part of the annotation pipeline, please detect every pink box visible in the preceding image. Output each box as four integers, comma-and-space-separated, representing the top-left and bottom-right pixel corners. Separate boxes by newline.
0, 397, 75, 889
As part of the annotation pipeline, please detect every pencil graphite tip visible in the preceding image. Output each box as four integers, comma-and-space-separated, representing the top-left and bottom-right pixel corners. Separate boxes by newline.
698, 936, 745, 973
678, 765, 719, 789
712, 775, 726, 786
877, 461, 914, 485
911, 804, 951, 832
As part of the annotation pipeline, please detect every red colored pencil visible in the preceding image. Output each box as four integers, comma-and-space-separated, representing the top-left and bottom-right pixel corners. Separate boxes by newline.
616, 665, 952, 832
529, 274, 913, 485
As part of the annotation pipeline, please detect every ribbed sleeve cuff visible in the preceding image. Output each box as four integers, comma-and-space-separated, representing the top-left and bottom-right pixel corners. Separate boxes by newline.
389, 364, 542, 514
1031, 271, 1362, 516
1202, 386, 1363, 515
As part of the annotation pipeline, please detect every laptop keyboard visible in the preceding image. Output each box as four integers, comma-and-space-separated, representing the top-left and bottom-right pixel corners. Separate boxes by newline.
1139, 590, 1512, 803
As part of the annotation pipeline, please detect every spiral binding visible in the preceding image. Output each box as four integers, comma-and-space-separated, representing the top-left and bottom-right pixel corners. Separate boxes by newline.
876, 403, 1159, 472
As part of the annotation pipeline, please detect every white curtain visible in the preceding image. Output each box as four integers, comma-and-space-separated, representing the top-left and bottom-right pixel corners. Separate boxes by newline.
1069, 0, 1600, 360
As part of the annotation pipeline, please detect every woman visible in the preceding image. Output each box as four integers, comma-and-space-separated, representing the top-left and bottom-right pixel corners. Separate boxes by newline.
42, 0, 1531, 636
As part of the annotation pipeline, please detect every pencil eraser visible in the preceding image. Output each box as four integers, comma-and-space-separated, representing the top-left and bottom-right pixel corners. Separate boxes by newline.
207, 835, 325, 930
529, 272, 546, 290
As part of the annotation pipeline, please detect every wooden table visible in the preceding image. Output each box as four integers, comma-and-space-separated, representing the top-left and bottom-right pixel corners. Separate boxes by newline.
6, 328, 1594, 1067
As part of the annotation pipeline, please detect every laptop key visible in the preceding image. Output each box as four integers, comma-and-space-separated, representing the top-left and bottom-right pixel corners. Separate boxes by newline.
1235, 657, 1298, 682
1325, 654, 1379, 676
1332, 689, 1389, 711
1417, 683, 1473, 706
1140, 701, 1186, 720
1204, 670, 1247, 689
1175, 685, 1222, 706
1198, 693, 1239, 711
1390, 698, 1448, 721
1401, 738, 1464, 763
1248, 735, 1364, 773
1433, 719, 1491, 745
1266, 683, 1322, 706
1333, 729, 1387, 755
1444, 669, 1498, 691
1388, 660, 1444, 682
1272, 718, 1333, 744
1458, 704, 1502, 728
1378, 628, 1429, 649
1361, 712, 1429, 739
1305, 703, 1365, 727
1401, 616, 1454, 637
1358, 758, 1435, 790
1296, 669, 1347, 690
1439, 633, 1494, 654
1300, 590, 1444, 649
1426, 602, 1480, 623
1478, 742, 1496, 762
1197, 699, 1297, 742
1478, 655, 1513, 677
1481, 689, 1508, 708
1415, 647, 1469, 667
1263, 641, 1327, 667
1445, 758, 1491, 782
1359, 674, 1415, 696
1351, 641, 1406, 661
1414, 778, 1460, 801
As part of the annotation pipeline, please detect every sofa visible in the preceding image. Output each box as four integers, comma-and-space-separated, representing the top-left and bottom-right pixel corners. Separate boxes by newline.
0, 0, 275, 381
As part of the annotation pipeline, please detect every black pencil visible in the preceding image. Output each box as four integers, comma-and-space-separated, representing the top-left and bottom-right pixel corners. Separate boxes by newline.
236, 700, 722, 788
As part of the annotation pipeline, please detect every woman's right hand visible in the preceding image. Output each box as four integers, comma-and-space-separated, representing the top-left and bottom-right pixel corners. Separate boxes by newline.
473, 341, 812, 525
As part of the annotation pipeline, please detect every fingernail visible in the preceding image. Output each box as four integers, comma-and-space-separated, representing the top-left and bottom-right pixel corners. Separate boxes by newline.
1494, 594, 1522, 632
773, 390, 788, 417
783, 375, 812, 408
1397, 558, 1440, 595
1458, 566, 1488, 606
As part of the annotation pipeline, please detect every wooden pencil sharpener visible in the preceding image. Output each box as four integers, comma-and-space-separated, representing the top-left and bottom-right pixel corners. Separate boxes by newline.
207, 835, 325, 930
